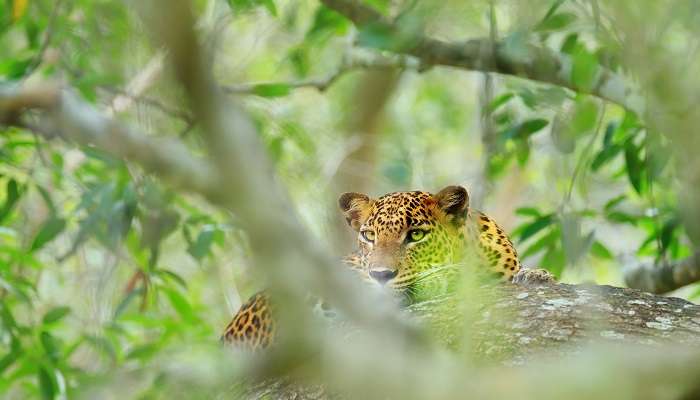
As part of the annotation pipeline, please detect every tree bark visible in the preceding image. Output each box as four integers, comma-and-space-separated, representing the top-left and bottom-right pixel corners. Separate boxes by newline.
243, 281, 700, 399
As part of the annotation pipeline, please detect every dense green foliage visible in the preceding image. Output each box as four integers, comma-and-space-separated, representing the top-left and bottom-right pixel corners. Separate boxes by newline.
1, 0, 699, 398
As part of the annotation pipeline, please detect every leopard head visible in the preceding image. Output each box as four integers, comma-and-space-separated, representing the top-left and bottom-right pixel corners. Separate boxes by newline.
339, 186, 468, 296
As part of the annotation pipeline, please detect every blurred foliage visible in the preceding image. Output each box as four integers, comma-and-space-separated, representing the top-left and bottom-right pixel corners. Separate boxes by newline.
1, 0, 700, 397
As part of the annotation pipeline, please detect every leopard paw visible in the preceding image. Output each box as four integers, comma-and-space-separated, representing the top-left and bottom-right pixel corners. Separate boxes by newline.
512, 268, 556, 286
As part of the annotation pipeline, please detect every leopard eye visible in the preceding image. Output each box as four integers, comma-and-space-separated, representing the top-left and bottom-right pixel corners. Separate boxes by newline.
361, 230, 375, 243
407, 229, 427, 243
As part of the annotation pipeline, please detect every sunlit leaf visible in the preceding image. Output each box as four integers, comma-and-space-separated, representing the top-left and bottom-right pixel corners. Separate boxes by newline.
591, 241, 614, 259
571, 47, 599, 91
253, 83, 291, 98
164, 287, 199, 325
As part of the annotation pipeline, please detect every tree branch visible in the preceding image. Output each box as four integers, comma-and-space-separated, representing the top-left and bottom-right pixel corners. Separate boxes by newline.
0, 83, 220, 198
221, 50, 418, 95
319, 0, 645, 116
138, 0, 425, 354
625, 252, 700, 294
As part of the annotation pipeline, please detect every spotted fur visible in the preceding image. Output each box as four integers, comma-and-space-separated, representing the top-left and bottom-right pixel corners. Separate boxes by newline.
222, 185, 526, 348
339, 186, 521, 293
220, 292, 275, 350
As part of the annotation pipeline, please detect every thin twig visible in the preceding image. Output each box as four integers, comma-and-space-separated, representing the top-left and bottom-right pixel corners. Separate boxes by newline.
221, 51, 419, 95
100, 85, 195, 124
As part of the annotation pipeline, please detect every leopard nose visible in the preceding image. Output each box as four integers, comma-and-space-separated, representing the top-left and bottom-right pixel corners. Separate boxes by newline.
369, 269, 398, 285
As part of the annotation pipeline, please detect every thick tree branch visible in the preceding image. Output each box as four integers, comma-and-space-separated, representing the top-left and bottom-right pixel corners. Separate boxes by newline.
138, 0, 425, 356
625, 252, 700, 294
319, 0, 645, 115
244, 282, 700, 400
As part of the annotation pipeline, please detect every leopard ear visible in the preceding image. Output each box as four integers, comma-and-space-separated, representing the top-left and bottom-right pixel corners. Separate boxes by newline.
338, 192, 374, 231
434, 185, 469, 225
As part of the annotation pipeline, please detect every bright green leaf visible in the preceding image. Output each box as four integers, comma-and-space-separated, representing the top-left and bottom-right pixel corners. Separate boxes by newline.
253, 83, 290, 98
164, 287, 199, 325
571, 47, 599, 91
591, 241, 614, 259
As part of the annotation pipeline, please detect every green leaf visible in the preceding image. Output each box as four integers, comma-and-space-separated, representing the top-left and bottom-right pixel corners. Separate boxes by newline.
306, 5, 349, 41
604, 195, 627, 212
261, 0, 277, 16
0, 349, 20, 375
660, 217, 680, 256
187, 228, 215, 261
541, 246, 566, 278
591, 241, 614, 259
522, 228, 560, 258
157, 269, 188, 289
226, 0, 276, 14
516, 207, 541, 217
606, 211, 638, 225
517, 214, 555, 242
40, 332, 61, 363
30, 217, 66, 251
591, 143, 622, 171
488, 93, 515, 112
542, 0, 567, 21
42, 306, 71, 325
357, 22, 396, 50
560, 33, 578, 54
164, 287, 199, 325
536, 12, 576, 31
252, 83, 290, 98
113, 288, 144, 318
37, 366, 55, 400
126, 342, 160, 361
0, 179, 22, 224
35, 185, 57, 215
624, 139, 644, 194
571, 47, 599, 91
502, 119, 549, 141
519, 119, 549, 138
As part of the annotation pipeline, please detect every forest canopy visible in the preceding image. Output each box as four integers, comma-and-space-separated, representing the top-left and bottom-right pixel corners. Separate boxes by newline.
2, 0, 700, 398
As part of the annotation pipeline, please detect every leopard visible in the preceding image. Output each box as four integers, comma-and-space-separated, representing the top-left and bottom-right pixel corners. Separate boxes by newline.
220, 185, 554, 348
